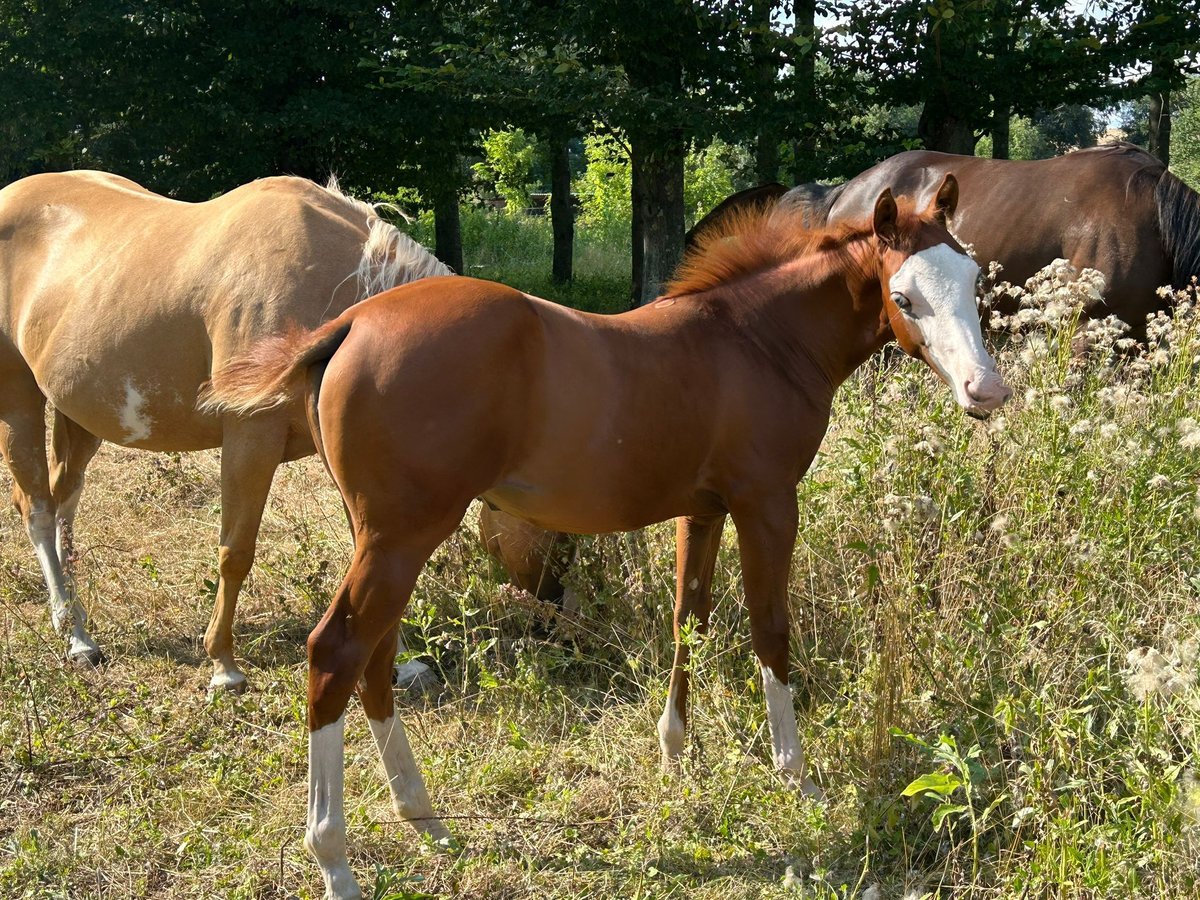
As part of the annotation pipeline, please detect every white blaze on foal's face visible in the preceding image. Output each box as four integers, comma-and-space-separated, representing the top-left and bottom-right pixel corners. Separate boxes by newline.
888, 242, 1009, 416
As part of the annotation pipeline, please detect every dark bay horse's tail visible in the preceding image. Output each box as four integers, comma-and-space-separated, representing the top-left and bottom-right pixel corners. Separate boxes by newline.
777, 181, 847, 227
1157, 170, 1200, 290
200, 320, 352, 417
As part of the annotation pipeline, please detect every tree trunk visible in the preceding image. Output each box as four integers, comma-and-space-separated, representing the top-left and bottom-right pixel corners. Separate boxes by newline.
630, 149, 644, 307
789, 0, 818, 184
756, 132, 780, 186
631, 136, 685, 307
550, 138, 574, 284
751, 0, 780, 184
1147, 58, 1172, 167
918, 104, 978, 155
433, 180, 463, 274
992, 106, 1011, 160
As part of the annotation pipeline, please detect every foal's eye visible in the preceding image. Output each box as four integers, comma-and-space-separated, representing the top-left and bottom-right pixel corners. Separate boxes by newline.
891, 291, 912, 312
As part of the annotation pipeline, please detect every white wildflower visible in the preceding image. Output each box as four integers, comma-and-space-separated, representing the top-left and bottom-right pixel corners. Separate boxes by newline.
1178, 418, 1200, 450
1148, 474, 1172, 491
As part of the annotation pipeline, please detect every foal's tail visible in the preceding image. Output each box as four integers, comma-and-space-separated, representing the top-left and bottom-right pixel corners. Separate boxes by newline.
1156, 169, 1200, 290
199, 320, 352, 417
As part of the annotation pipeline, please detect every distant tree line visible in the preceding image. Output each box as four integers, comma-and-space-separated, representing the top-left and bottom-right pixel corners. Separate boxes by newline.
1, 0, 1196, 303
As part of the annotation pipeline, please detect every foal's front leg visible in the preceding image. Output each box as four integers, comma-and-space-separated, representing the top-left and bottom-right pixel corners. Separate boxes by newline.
658, 514, 725, 768
730, 496, 820, 796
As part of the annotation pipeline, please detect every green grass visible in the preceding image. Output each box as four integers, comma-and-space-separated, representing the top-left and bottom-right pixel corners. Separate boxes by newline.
2, 225, 1200, 898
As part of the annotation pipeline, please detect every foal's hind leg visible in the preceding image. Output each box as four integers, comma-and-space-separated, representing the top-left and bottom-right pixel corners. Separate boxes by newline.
360, 629, 449, 842
0, 381, 101, 663
205, 415, 288, 691
306, 516, 463, 900
48, 411, 104, 662
658, 514, 725, 769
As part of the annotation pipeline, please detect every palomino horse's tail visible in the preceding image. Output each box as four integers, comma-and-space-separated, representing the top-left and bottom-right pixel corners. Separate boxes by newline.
1157, 170, 1200, 290
199, 320, 352, 417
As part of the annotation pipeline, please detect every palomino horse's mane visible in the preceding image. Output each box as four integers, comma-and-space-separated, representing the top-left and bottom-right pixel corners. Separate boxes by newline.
323, 176, 452, 298
667, 199, 934, 298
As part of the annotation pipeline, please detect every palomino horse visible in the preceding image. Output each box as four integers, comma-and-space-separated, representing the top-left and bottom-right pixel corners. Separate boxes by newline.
206, 175, 1011, 898
0, 171, 449, 688
694, 144, 1200, 334
479, 503, 575, 604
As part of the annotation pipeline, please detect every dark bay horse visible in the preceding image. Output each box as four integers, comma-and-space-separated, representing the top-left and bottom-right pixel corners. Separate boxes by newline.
204, 177, 1010, 898
0, 171, 449, 687
696, 144, 1200, 334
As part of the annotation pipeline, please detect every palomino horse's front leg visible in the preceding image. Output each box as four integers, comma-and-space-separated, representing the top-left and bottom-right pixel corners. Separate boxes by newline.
206, 415, 288, 691
658, 513, 726, 768
0, 384, 102, 664
730, 496, 820, 796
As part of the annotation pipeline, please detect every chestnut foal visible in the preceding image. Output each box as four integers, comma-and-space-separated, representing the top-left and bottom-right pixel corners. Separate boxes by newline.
205, 176, 1010, 899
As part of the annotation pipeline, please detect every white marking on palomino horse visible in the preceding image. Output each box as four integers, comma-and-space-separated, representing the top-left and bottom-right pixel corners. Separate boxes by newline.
118, 378, 153, 443
762, 664, 821, 797
888, 243, 1008, 414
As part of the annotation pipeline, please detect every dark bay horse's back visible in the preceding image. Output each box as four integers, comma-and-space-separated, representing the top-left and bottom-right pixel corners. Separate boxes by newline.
694, 145, 1199, 332
822, 144, 1192, 328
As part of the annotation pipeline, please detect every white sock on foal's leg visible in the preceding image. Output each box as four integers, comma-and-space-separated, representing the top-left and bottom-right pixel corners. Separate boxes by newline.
761, 665, 821, 797
305, 715, 361, 900
368, 715, 450, 843
657, 680, 686, 767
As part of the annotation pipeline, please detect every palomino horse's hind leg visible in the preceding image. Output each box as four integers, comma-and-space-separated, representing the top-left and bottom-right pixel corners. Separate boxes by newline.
205, 415, 288, 692
730, 496, 821, 797
49, 411, 102, 569
306, 528, 457, 900
658, 514, 725, 768
0, 385, 102, 663
48, 411, 104, 659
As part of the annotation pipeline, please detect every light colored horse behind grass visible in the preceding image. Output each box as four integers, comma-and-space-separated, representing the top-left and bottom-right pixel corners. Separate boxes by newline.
0, 170, 449, 688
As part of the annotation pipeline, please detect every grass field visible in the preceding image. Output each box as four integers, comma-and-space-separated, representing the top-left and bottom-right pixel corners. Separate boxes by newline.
2, 214, 1200, 899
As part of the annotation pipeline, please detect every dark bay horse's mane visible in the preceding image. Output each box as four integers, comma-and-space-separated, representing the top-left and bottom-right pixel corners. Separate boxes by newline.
667, 200, 933, 299
1157, 170, 1200, 290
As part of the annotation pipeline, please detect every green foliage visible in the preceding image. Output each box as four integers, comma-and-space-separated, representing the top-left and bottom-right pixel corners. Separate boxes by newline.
1172, 79, 1200, 188
684, 138, 752, 226
573, 133, 632, 243
846, 0, 1121, 153
472, 128, 541, 213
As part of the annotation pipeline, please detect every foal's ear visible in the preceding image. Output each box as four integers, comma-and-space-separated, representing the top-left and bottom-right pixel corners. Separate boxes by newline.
928, 173, 959, 224
873, 188, 899, 243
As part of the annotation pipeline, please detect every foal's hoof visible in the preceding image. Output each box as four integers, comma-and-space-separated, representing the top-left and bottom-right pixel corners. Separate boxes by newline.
782, 771, 824, 800
208, 669, 250, 694
393, 660, 441, 698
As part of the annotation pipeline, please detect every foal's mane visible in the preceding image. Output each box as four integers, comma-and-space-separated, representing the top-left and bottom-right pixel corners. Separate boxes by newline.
667, 199, 932, 298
